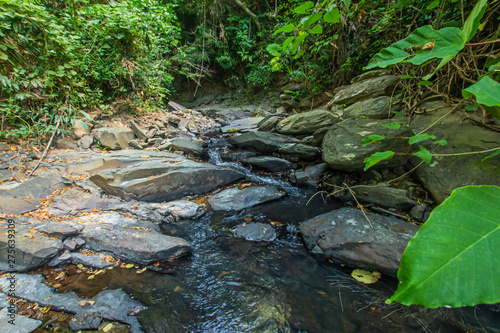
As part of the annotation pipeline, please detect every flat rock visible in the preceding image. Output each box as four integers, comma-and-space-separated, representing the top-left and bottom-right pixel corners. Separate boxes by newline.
343, 96, 398, 119
49, 187, 124, 217
243, 156, 294, 173
276, 110, 340, 135
170, 138, 204, 157
300, 207, 419, 276
343, 185, 418, 210
0, 307, 41, 333
130, 120, 148, 140
93, 127, 135, 150
278, 143, 321, 161
149, 200, 206, 219
208, 186, 286, 211
233, 222, 277, 241
331, 75, 400, 106
322, 119, 412, 171
221, 117, 265, 132
258, 115, 285, 132
0, 172, 72, 215
90, 159, 244, 202
227, 132, 299, 154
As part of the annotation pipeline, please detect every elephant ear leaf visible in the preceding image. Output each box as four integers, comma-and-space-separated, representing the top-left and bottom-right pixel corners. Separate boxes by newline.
462, 0, 488, 42
387, 185, 500, 308
462, 76, 500, 118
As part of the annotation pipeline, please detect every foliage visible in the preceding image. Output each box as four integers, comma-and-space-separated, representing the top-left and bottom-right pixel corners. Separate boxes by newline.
387, 185, 500, 308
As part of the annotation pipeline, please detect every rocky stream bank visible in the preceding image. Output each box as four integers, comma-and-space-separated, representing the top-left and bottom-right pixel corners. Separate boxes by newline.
0, 70, 499, 332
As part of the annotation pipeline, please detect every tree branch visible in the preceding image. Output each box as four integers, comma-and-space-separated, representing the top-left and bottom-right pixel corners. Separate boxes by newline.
234, 0, 261, 33
465, 39, 500, 46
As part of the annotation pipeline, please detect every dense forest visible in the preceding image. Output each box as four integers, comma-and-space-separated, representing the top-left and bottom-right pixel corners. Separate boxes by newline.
1, 0, 497, 139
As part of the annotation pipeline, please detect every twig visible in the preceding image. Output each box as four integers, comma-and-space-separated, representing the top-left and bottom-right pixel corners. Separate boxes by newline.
27, 118, 60, 179
370, 206, 409, 220
465, 39, 500, 46
343, 183, 373, 228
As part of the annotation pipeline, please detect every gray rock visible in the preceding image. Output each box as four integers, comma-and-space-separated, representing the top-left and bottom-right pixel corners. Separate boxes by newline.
63, 236, 86, 251
343, 97, 398, 119
78, 135, 93, 149
322, 119, 412, 171
221, 117, 265, 133
258, 115, 285, 132
233, 222, 277, 241
170, 138, 204, 157
148, 137, 163, 145
227, 132, 299, 154
300, 207, 419, 276
343, 185, 418, 210
130, 120, 148, 140
331, 75, 400, 106
243, 156, 294, 173
55, 138, 78, 150
351, 69, 392, 84
128, 139, 144, 150
0, 172, 72, 215
90, 159, 244, 202
70, 252, 114, 269
49, 187, 124, 217
149, 200, 205, 219
293, 163, 328, 186
410, 204, 428, 221
276, 110, 340, 135
93, 127, 135, 150
81, 224, 192, 265
278, 143, 321, 161
36, 221, 81, 239
208, 186, 286, 211
0, 307, 41, 333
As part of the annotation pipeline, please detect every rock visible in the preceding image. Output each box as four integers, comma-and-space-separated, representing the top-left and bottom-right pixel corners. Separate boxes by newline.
130, 120, 148, 140
343, 185, 418, 210
227, 132, 299, 154
343, 97, 398, 119
233, 222, 277, 241
276, 110, 340, 135
330, 75, 400, 106
221, 117, 265, 133
208, 186, 286, 211
322, 119, 412, 171
0, 143, 11, 152
258, 115, 285, 132
70, 252, 115, 269
78, 135, 93, 149
0, 172, 72, 215
150, 200, 205, 219
93, 127, 135, 150
243, 156, 294, 173
278, 143, 321, 161
300, 207, 419, 276
49, 187, 124, 216
169, 114, 181, 125
73, 120, 91, 139
63, 236, 85, 251
55, 138, 78, 150
351, 69, 392, 84
409, 100, 500, 203
81, 224, 192, 265
128, 140, 144, 149
170, 138, 204, 157
90, 159, 244, 202
36, 221, 81, 239
293, 163, 328, 186
0, 308, 41, 333
410, 204, 428, 221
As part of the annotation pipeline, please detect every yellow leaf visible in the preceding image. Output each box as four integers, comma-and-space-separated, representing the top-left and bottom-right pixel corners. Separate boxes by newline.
103, 323, 114, 332
88, 300, 95, 305
88, 274, 95, 280
77, 300, 87, 306
39, 305, 51, 313
351, 269, 381, 285
77, 264, 84, 268
125, 264, 135, 268
41, 296, 51, 301
136, 267, 147, 274
174, 286, 181, 292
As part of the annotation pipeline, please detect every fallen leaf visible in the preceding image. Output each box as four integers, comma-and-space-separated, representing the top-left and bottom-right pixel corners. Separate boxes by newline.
136, 267, 147, 274
174, 286, 181, 292
244, 217, 252, 222
39, 305, 51, 313
88, 274, 95, 280
88, 300, 95, 305
351, 269, 381, 284
125, 264, 135, 269
41, 296, 52, 301
77, 300, 87, 306
103, 323, 114, 332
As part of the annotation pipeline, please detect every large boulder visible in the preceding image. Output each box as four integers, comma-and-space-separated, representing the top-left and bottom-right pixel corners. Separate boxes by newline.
276, 110, 340, 135
227, 132, 299, 154
208, 186, 286, 211
300, 207, 419, 276
343, 96, 398, 119
93, 127, 135, 150
221, 117, 265, 133
330, 75, 400, 106
170, 138, 204, 157
90, 159, 244, 202
322, 119, 412, 171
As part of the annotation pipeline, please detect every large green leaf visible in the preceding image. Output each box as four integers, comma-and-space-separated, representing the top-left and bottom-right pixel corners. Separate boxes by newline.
388, 185, 500, 308
462, 0, 488, 42
365, 25, 466, 70
462, 76, 500, 108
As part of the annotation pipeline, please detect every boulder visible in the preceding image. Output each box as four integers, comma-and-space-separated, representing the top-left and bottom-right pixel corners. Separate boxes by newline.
93, 127, 135, 150
343, 96, 398, 119
258, 115, 285, 132
170, 138, 204, 157
276, 110, 340, 135
300, 207, 419, 276
90, 159, 244, 202
48, 187, 124, 216
330, 75, 400, 106
292, 163, 328, 186
243, 156, 294, 173
227, 132, 299, 154
221, 117, 265, 133
73, 119, 91, 139
233, 222, 277, 241
130, 120, 148, 140
55, 138, 78, 150
350, 69, 392, 84
149, 200, 205, 219
322, 119, 412, 171
278, 143, 321, 161
208, 186, 286, 211
342, 185, 418, 210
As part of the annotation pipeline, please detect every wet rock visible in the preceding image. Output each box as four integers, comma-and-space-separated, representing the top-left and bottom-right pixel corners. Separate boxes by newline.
293, 163, 328, 186
70, 252, 114, 269
276, 110, 340, 135
0, 171, 72, 215
342, 185, 418, 211
208, 186, 286, 211
170, 138, 204, 157
300, 207, 419, 276
0, 308, 41, 333
243, 156, 294, 173
278, 143, 321, 161
150, 200, 205, 219
130, 120, 148, 140
322, 119, 412, 171
81, 224, 192, 265
233, 222, 277, 241
343, 97, 398, 119
93, 127, 135, 150
221, 117, 265, 133
90, 159, 244, 202
227, 132, 299, 154
330, 75, 400, 106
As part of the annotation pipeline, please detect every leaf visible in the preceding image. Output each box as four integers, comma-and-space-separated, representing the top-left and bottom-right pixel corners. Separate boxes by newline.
409, 133, 436, 145
414, 145, 432, 163
266, 43, 281, 57
293, 1, 314, 14
309, 25, 323, 34
482, 149, 500, 162
103, 323, 114, 332
387, 185, 500, 308
426, 0, 440, 10
351, 269, 382, 284
381, 122, 400, 130
125, 263, 135, 268
282, 36, 295, 53
363, 151, 395, 171
290, 32, 309, 54
323, 8, 340, 23
302, 12, 322, 30
360, 134, 385, 147
462, 76, 500, 109
432, 140, 447, 146
462, 0, 488, 42
274, 24, 296, 35
417, 80, 433, 86
0, 51, 8, 60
